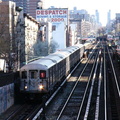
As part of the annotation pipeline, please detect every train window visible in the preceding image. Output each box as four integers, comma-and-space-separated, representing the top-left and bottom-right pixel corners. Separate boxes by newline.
40, 70, 46, 79
21, 71, 27, 79
30, 70, 37, 79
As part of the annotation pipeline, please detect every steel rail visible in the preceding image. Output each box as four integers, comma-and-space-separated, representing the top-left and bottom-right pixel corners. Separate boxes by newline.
83, 51, 99, 120
95, 57, 103, 120
107, 47, 120, 97
76, 56, 97, 120
76, 43, 99, 120
104, 47, 107, 120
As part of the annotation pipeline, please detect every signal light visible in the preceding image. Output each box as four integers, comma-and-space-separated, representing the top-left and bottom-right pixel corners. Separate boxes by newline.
39, 85, 44, 90
25, 86, 27, 89
40, 70, 46, 79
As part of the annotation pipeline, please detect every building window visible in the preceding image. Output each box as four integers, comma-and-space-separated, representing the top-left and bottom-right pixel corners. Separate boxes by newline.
52, 25, 56, 31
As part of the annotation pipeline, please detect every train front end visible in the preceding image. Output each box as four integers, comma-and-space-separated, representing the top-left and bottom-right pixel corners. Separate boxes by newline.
20, 64, 48, 95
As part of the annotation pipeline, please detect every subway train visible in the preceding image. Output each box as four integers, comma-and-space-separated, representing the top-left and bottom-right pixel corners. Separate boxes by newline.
19, 43, 91, 99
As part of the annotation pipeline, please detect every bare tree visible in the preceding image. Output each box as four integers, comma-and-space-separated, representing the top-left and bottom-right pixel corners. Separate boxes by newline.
33, 40, 59, 57
49, 40, 59, 53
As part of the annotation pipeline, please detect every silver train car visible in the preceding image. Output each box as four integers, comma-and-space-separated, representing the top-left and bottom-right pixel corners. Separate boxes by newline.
19, 43, 91, 98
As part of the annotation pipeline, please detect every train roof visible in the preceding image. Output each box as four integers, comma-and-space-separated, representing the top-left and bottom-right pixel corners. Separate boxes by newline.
20, 44, 85, 71
41, 44, 84, 64
69, 44, 84, 50
60, 44, 84, 53
20, 59, 56, 70
20, 49, 71, 71
43, 53, 66, 63
73, 44, 84, 48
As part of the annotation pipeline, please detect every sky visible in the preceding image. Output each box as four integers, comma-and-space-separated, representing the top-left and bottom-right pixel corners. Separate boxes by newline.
44, 0, 120, 26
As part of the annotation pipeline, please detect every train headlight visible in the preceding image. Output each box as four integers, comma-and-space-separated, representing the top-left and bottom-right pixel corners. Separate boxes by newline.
39, 85, 44, 90
25, 85, 27, 89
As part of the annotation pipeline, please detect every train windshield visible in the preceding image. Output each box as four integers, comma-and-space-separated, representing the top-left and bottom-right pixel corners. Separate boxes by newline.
29, 70, 38, 79
21, 71, 27, 79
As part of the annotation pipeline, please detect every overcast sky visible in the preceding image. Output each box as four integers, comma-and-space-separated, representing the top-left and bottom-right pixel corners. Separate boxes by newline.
44, 0, 120, 26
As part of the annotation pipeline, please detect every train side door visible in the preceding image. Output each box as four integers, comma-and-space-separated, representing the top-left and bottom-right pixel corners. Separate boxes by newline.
29, 70, 38, 91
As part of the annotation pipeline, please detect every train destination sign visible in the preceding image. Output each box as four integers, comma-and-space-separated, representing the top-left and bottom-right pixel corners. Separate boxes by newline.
36, 8, 68, 24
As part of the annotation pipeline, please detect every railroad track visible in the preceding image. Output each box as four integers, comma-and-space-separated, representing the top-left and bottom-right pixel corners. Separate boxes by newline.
7, 41, 118, 120
0, 43, 98, 120
6, 103, 41, 120
105, 46, 120, 120
43, 41, 120, 120
79, 51, 103, 120
56, 53, 100, 120
42, 44, 99, 120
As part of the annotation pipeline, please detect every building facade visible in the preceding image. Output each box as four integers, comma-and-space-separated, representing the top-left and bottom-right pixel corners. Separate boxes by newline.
69, 23, 78, 45
2, 0, 42, 18
69, 8, 97, 40
0, 1, 18, 71
0, 1, 40, 70
95, 10, 99, 24
16, 13, 39, 67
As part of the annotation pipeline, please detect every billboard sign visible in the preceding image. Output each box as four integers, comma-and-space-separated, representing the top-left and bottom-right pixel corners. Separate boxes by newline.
36, 8, 68, 25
